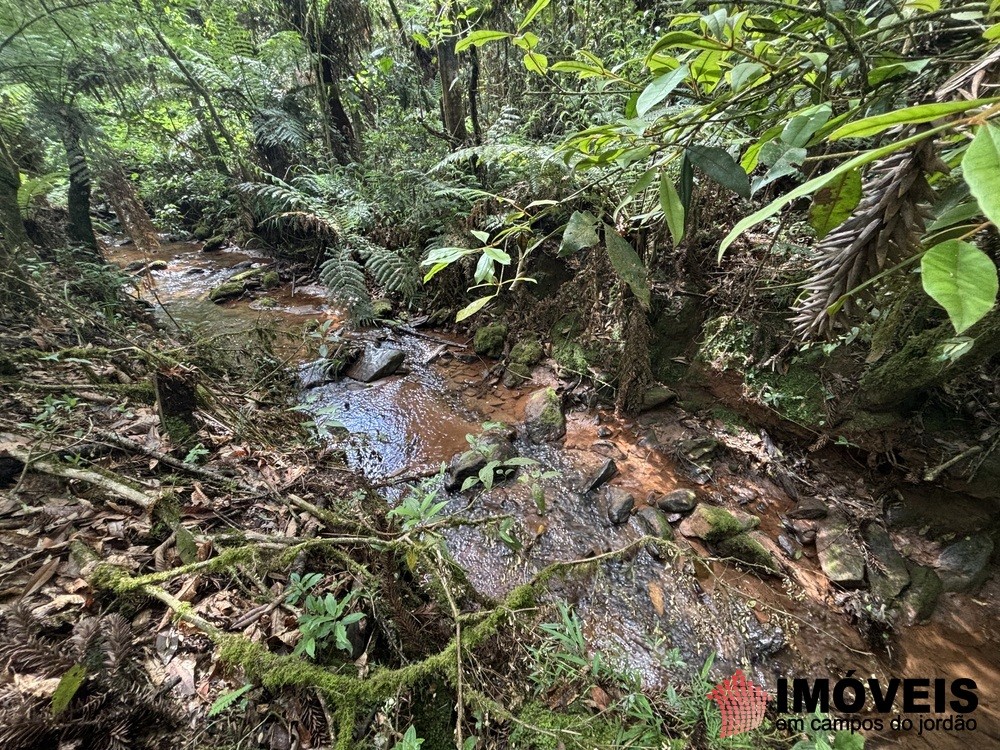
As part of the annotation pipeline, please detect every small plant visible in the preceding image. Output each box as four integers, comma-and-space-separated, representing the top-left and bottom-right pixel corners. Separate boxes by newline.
208, 684, 253, 717
791, 710, 865, 750
285, 572, 323, 605
391, 726, 424, 750
183, 443, 210, 464
389, 477, 449, 531
294, 589, 365, 659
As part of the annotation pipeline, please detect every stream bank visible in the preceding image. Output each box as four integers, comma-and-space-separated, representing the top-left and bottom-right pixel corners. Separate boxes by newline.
107, 240, 1000, 748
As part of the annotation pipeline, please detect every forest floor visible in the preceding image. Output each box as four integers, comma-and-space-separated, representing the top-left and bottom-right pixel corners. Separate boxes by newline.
1, 241, 998, 749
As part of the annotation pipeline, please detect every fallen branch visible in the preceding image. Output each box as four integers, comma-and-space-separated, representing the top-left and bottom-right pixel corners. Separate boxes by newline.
1, 435, 158, 510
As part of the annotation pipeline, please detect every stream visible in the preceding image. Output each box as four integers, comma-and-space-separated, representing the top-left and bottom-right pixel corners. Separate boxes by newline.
111, 240, 1000, 748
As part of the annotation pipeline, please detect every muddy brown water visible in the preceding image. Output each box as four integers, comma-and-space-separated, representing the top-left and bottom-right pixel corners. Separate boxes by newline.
110, 241, 1000, 748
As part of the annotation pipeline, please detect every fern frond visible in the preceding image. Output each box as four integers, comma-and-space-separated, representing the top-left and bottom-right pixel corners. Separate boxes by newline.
18, 172, 66, 217
320, 246, 374, 324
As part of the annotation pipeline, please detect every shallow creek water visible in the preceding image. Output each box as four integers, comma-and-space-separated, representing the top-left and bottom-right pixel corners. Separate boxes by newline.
111, 241, 1000, 748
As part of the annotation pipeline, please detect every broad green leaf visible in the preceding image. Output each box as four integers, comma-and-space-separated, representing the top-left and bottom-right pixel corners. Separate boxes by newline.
963, 122, 1000, 228
985, 21, 1000, 40
519, 0, 552, 31
522, 52, 548, 74
829, 98, 997, 140
456, 295, 494, 322
728, 62, 764, 91
550, 60, 606, 77
781, 105, 832, 148
174, 523, 198, 565
808, 169, 862, 239
686, 145, 751, 198
867, 59, 929, 86
719, 124, 949, 258
604, 228, 651, 310
560, 210, 599, 255
921, 239, 999, 333
52, 664, 87, 716
482, 246, 511, 263
647, 31, 728, 58
659, 174, 686, 247
455, 30, 511, 52
636, 65, 689, 118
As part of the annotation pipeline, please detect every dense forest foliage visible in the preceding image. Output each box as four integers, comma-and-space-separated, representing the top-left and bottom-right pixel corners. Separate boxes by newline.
1, 0, 1000, 748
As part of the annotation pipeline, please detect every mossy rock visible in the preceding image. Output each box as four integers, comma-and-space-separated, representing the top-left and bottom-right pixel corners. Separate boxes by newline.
473, 323, 508, 357
510, 337, 543, 366
202, 235, 226, 252
523, 387, 566, 443
260, 271, 280, 289
679, 504, 757, 544
208, 280, 245, 303
255, 296, 278, 309
503, 361, 532, 388
716, 532, 779, 574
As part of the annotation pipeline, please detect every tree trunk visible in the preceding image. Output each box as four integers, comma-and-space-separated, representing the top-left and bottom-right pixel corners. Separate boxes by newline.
320, 56, 358, 165
101, 164, 161, 254
0, 132, 38, 311
154, 367, 199, 448
437, 33, 468, 145
59, 109, 100, 255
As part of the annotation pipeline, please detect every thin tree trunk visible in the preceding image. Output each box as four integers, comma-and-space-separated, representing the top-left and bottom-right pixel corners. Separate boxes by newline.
0, 132, 38, 311
100, 164, 161, 254
469, 46, 483, 144
58, 108, 100, 255
320, 56, 357, 165
437, 33, 468, 145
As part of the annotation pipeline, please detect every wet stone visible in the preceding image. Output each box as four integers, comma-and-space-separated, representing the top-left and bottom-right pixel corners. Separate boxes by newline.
603, 487, 634, 526
677, 436, 720, 462
788, 496, 829, 520
816, 513, 866, 588
791, 519, 817, 545
862, 522, 910, 603
596, 426, 613, 438
523, 387, 566, 443
635, 506, 673, 560
345, 347, 405, 383
937, 534, 994, 593
656, 488, 697, 513
777, 534, 799, 559
444, 435, 515, 492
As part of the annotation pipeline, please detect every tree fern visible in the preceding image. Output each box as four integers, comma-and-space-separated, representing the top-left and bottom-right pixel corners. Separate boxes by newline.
320, 245, 374, 324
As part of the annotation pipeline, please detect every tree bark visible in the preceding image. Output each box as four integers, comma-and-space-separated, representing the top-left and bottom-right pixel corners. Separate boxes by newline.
437, 33, 468, 145
0, 131, 38, 311
59, 107, 100, 255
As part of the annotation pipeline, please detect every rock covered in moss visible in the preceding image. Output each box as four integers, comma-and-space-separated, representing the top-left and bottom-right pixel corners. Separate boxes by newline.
372, 298, 393, 319
523, 387, 565, 443
679, 504, 757, 543
862, 522, 910, 602
640, 386, 677, 412
937, 534, 994, 592
902, 563, 943, 623
717, 532, 780, 574
473, 323, 508, 357
260, 270, 280, 289
510, 338, 543, 366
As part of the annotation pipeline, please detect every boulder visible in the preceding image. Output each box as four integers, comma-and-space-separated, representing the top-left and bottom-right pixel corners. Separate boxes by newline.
655, 488, 697, 513
791, 519, 817, 545
509, 338, 543, 367
581, 458, 617, 494
635, 506, 674, 561
677, 437, 720, 462
523, 387, 565, 443
862, 523, 910, 602
202, 235, 226, 252
603, 487, 634, 525
345, 347, 405, 383
640, 386, 677, 412
816, 513, 866, 588
717, 532, 780, 574
937, 534, 994, 593
208, 280, 245, 303
473, 323, 508, 358
788, 496, 829, 520
679, 504, 757, 544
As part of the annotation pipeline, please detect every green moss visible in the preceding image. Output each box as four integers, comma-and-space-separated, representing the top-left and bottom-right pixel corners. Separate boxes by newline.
716, 533, 779, 573
699, 505, 751, 544
256, 296, 277, 309
510, 338, 543, 366
261, 271, 280, 289
751, 361, 829, 427
209, 280, 245, 302
372, 298, 393, 318
511, 701, 622, 749
473, 323, 508, 357
410, 683, 456, 750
